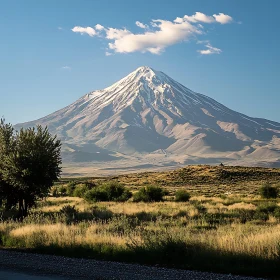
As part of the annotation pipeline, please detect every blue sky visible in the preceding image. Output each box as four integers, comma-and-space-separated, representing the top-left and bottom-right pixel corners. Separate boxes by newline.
1, 0, 279, 124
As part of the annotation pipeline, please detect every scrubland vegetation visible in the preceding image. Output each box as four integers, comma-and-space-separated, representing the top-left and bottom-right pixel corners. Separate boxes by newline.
1, 171, 280, 278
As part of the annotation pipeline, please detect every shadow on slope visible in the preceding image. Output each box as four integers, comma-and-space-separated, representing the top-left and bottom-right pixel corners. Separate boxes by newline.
62, 143, 121, 163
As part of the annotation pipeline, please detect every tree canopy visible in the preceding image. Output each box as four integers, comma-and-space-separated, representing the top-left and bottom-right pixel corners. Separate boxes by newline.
0, 119, 62, 218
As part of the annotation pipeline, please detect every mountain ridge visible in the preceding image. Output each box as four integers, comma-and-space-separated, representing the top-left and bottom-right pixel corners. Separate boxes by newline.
15, 66, 280, 171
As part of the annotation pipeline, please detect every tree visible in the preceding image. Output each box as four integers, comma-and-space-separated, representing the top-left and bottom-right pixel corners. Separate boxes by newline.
133, 185, 166, 202
0, 119, 62, 218
259, 183, 278, 199
0, 119, 16, 210
175, 190, 191, 202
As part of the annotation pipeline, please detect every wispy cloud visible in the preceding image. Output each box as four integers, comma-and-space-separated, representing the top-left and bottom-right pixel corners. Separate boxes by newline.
71, 12, 234, 55
71, 26, 96, 37
58, 27, 63, 30
197, 43, 222, 55
135, 21, 148, 29
61, 66, 71, 70
213, 13, 233, 24
95, 24, 105, 31
179, 12, 215, 23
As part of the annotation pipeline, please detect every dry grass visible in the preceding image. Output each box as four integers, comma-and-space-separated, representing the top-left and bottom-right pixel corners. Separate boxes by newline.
8, 223, 128, 247
1, 206, 279, 262
39, 197, 87, 212
227, 202, 257, 210
86, 165, 280, 197
203, 224, 280, 259
1, 165, 280, 277
2, 195, 280, 258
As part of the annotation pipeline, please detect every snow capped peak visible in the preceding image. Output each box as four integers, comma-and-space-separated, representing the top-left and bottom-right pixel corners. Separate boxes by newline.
131, 66, 167, 82
135, 66, 154, 72
102, 66, 168, 93
133, 66, 158, 76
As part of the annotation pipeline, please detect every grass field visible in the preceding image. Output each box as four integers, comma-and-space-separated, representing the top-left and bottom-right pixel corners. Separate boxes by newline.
1, 165, 280, 279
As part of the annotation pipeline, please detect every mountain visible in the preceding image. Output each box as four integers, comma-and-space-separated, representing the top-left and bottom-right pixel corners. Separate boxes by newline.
15, 66, 280, 174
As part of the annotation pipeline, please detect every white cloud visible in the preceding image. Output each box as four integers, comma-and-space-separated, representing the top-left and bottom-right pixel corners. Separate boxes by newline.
95, 24, 105, 31
106, 19, 201, 54
184, 12, 215, 23
58, 27, 63, 30
71, 26, 96, 37
198, 43, 222, 55
197, 40, 210, 44
71, 12, 233, 55
136, 21, 148, 29
106, 28, 131, 40
173, 17, 184, 24
175, 12, 233, 24
105, 51, 112, 56
213, 13, 233, 24
61, 66, 71, 70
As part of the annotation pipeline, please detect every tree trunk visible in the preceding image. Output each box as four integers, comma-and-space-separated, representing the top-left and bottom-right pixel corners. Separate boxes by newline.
23, 199, 28, 217
18, 198, 23, 219
18, 198, 28, 219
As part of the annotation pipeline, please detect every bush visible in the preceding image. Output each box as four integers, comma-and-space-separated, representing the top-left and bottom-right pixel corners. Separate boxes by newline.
128, 229, 192, 266
102, 182, 128, 201
84, 181, 131, 202
50, 186, 59, 197
133, 186, 165, 202
233, 209, 255, 224
259, 183, 278, 199
90, 206, 113, 220
60, 205, 78, 216
84, 188, 107, 202
117, 189, 133, 202
58, 185, 67, 196
257, 202, 278, 214
253, 211, 269, 222
273, 207, 280, 219
175, 190, 191, 202
73, 184, 92, 198
65, 181, 78, 196
59, 205, 79, 224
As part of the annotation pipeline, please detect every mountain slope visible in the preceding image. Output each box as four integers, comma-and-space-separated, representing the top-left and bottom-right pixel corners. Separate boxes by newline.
15, 66, 280, 169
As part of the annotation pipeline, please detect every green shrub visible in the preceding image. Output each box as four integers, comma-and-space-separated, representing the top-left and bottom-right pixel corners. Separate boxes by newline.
73, 184, 92, 198
257, 202, 278, 214
84, 181, 131, 202
232, 209, 255, 224
84, 188, 107, 202
59, 205, 79, 224
133, 186, 165, 202
60, 205, 78, 216
255, 202, 280, 221
273, 207, 280, 219
117, 189, 132, 202
128, 229, 192, 266
102, 182, 128, 201
259, 183, 278, 199
50, 186, 59, 197
90, 206, 113, 220
134, 211, 158, 222
253, 211, 269, 222
58, 185, 67, 196
65, 181, 77, 196
175, 190, 191, 202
